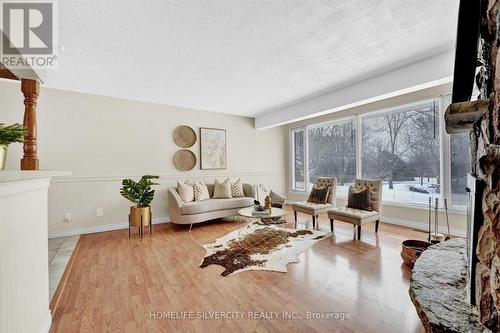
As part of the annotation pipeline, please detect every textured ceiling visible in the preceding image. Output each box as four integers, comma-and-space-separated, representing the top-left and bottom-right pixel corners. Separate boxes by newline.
44, 0, 459, 116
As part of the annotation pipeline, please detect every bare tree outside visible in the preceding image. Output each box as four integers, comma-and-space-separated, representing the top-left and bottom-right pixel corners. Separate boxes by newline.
308, 118, 356, 194
292, 129, 305, 190
362, 104, 440, 203
363, 111, 415, 189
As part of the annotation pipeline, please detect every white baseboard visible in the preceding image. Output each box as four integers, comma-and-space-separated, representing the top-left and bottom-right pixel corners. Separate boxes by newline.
382, 216, 466, 238
39, 311, 52, 333
48, 216, 170, 238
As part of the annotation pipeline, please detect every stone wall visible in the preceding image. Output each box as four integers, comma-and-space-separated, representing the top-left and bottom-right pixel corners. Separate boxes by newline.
473, 1, 500, 331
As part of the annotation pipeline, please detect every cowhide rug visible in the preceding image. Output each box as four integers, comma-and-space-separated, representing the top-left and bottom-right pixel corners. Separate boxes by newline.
200, 223, 331, 276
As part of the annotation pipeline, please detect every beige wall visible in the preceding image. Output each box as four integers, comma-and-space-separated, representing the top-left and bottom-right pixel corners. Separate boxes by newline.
285, 83, 468, 236
0, 80, 287, 236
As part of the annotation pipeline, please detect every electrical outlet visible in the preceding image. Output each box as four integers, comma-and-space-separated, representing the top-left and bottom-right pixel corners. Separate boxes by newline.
96, 208, 104, 217
64, 213, 72, 222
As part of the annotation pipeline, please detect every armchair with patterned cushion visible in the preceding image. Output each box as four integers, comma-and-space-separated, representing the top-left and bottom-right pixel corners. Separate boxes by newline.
327, 179, 382, 240
292, 177, 336, 229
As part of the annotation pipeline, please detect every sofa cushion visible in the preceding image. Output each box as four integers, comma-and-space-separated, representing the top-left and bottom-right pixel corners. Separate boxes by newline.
176, 181, 194, 202
292, 201, 332, 214
180, 197, 254, 215
231, 178, 245, 197
213, 178, 232, 199
194, 182, 210, 201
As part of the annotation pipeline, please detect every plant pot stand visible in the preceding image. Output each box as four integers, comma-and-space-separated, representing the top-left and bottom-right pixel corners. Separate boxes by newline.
128, 212, 153, 238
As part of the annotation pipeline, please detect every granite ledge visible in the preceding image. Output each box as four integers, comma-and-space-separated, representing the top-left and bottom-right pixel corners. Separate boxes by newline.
409, 239, 490, 333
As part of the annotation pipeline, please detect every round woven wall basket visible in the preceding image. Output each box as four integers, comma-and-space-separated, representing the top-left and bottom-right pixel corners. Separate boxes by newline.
174, 149, 196, 171
173, 125, 196, 148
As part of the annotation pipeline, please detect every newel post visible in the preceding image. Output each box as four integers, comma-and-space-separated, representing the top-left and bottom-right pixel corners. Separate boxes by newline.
20, 78, 40, 170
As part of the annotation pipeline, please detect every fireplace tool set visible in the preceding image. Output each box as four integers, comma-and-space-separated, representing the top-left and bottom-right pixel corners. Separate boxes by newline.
401, 196, 452, 267
428, 197, 452, 243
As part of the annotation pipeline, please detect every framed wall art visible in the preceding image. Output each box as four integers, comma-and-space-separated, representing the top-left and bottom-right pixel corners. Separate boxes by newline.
200, 127, 226, 169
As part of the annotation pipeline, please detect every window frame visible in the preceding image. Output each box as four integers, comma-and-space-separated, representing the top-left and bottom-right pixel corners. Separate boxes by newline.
289, 95, 468, 209
444, 94, 470, 211
290, 126, 307, 192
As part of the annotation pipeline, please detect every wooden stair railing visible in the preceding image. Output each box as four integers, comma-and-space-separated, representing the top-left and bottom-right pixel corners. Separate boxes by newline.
20, 78, 40, 170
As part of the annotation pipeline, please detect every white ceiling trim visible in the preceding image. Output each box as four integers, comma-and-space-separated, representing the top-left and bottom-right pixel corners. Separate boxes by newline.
255, 49, 455, 129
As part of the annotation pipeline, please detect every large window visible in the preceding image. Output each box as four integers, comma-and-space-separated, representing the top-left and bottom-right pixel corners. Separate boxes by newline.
450, 133, 471, 206
291, 128, 306, 191
290, 97, 472, 208
308, 118, 356, 195
362, 103, 440, 204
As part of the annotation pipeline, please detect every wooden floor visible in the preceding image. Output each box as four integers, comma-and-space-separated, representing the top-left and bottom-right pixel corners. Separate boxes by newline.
50, 209, 426, 333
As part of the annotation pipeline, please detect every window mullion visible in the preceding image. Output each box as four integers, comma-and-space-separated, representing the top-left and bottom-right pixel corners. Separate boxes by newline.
290, 129, 295, 191
356, 114, 362, 180
304, 126, 309, 192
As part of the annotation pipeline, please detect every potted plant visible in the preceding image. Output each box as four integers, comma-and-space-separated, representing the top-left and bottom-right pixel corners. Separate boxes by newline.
0, 123, 28, 170
120, 175, 160, 227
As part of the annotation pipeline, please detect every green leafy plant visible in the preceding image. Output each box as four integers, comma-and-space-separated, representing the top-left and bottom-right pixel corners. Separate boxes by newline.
0, 123, 28, 145
120, 175, 160, 207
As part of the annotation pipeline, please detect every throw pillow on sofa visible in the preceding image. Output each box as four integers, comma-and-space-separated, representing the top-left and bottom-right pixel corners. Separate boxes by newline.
194, 182, 210, 201
213, 178, 232, 199
177, 181, 194, 202
230, 178, 245, 197
347, 185, 373, 211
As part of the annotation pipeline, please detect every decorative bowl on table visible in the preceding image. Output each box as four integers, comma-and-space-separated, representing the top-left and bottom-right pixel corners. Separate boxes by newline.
254, 205, 265, 211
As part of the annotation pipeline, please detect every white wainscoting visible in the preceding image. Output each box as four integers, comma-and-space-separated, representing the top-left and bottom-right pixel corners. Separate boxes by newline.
48, 172, 286, 237
48, 216, 170, 239
381, 216, 466, 238
0, 178, 53, 333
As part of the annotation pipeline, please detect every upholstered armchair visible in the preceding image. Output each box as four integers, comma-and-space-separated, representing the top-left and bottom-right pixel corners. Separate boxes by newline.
269, 190, 287, 208
292, 177, 336, 229
327, 179, 382, 240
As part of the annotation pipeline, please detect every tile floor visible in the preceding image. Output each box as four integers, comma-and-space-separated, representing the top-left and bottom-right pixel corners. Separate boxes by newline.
48, 236, 79, 301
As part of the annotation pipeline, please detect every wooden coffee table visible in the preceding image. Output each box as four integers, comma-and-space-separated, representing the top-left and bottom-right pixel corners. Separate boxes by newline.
238, 207, 286, 225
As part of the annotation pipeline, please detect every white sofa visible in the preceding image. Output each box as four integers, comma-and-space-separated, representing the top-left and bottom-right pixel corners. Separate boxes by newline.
167, 183, 255, 225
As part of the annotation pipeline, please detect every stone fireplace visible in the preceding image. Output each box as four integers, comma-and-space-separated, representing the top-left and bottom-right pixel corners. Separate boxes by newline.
469, 1, 500, 330
469, 103, 500, 331
409, 1, 499, 332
